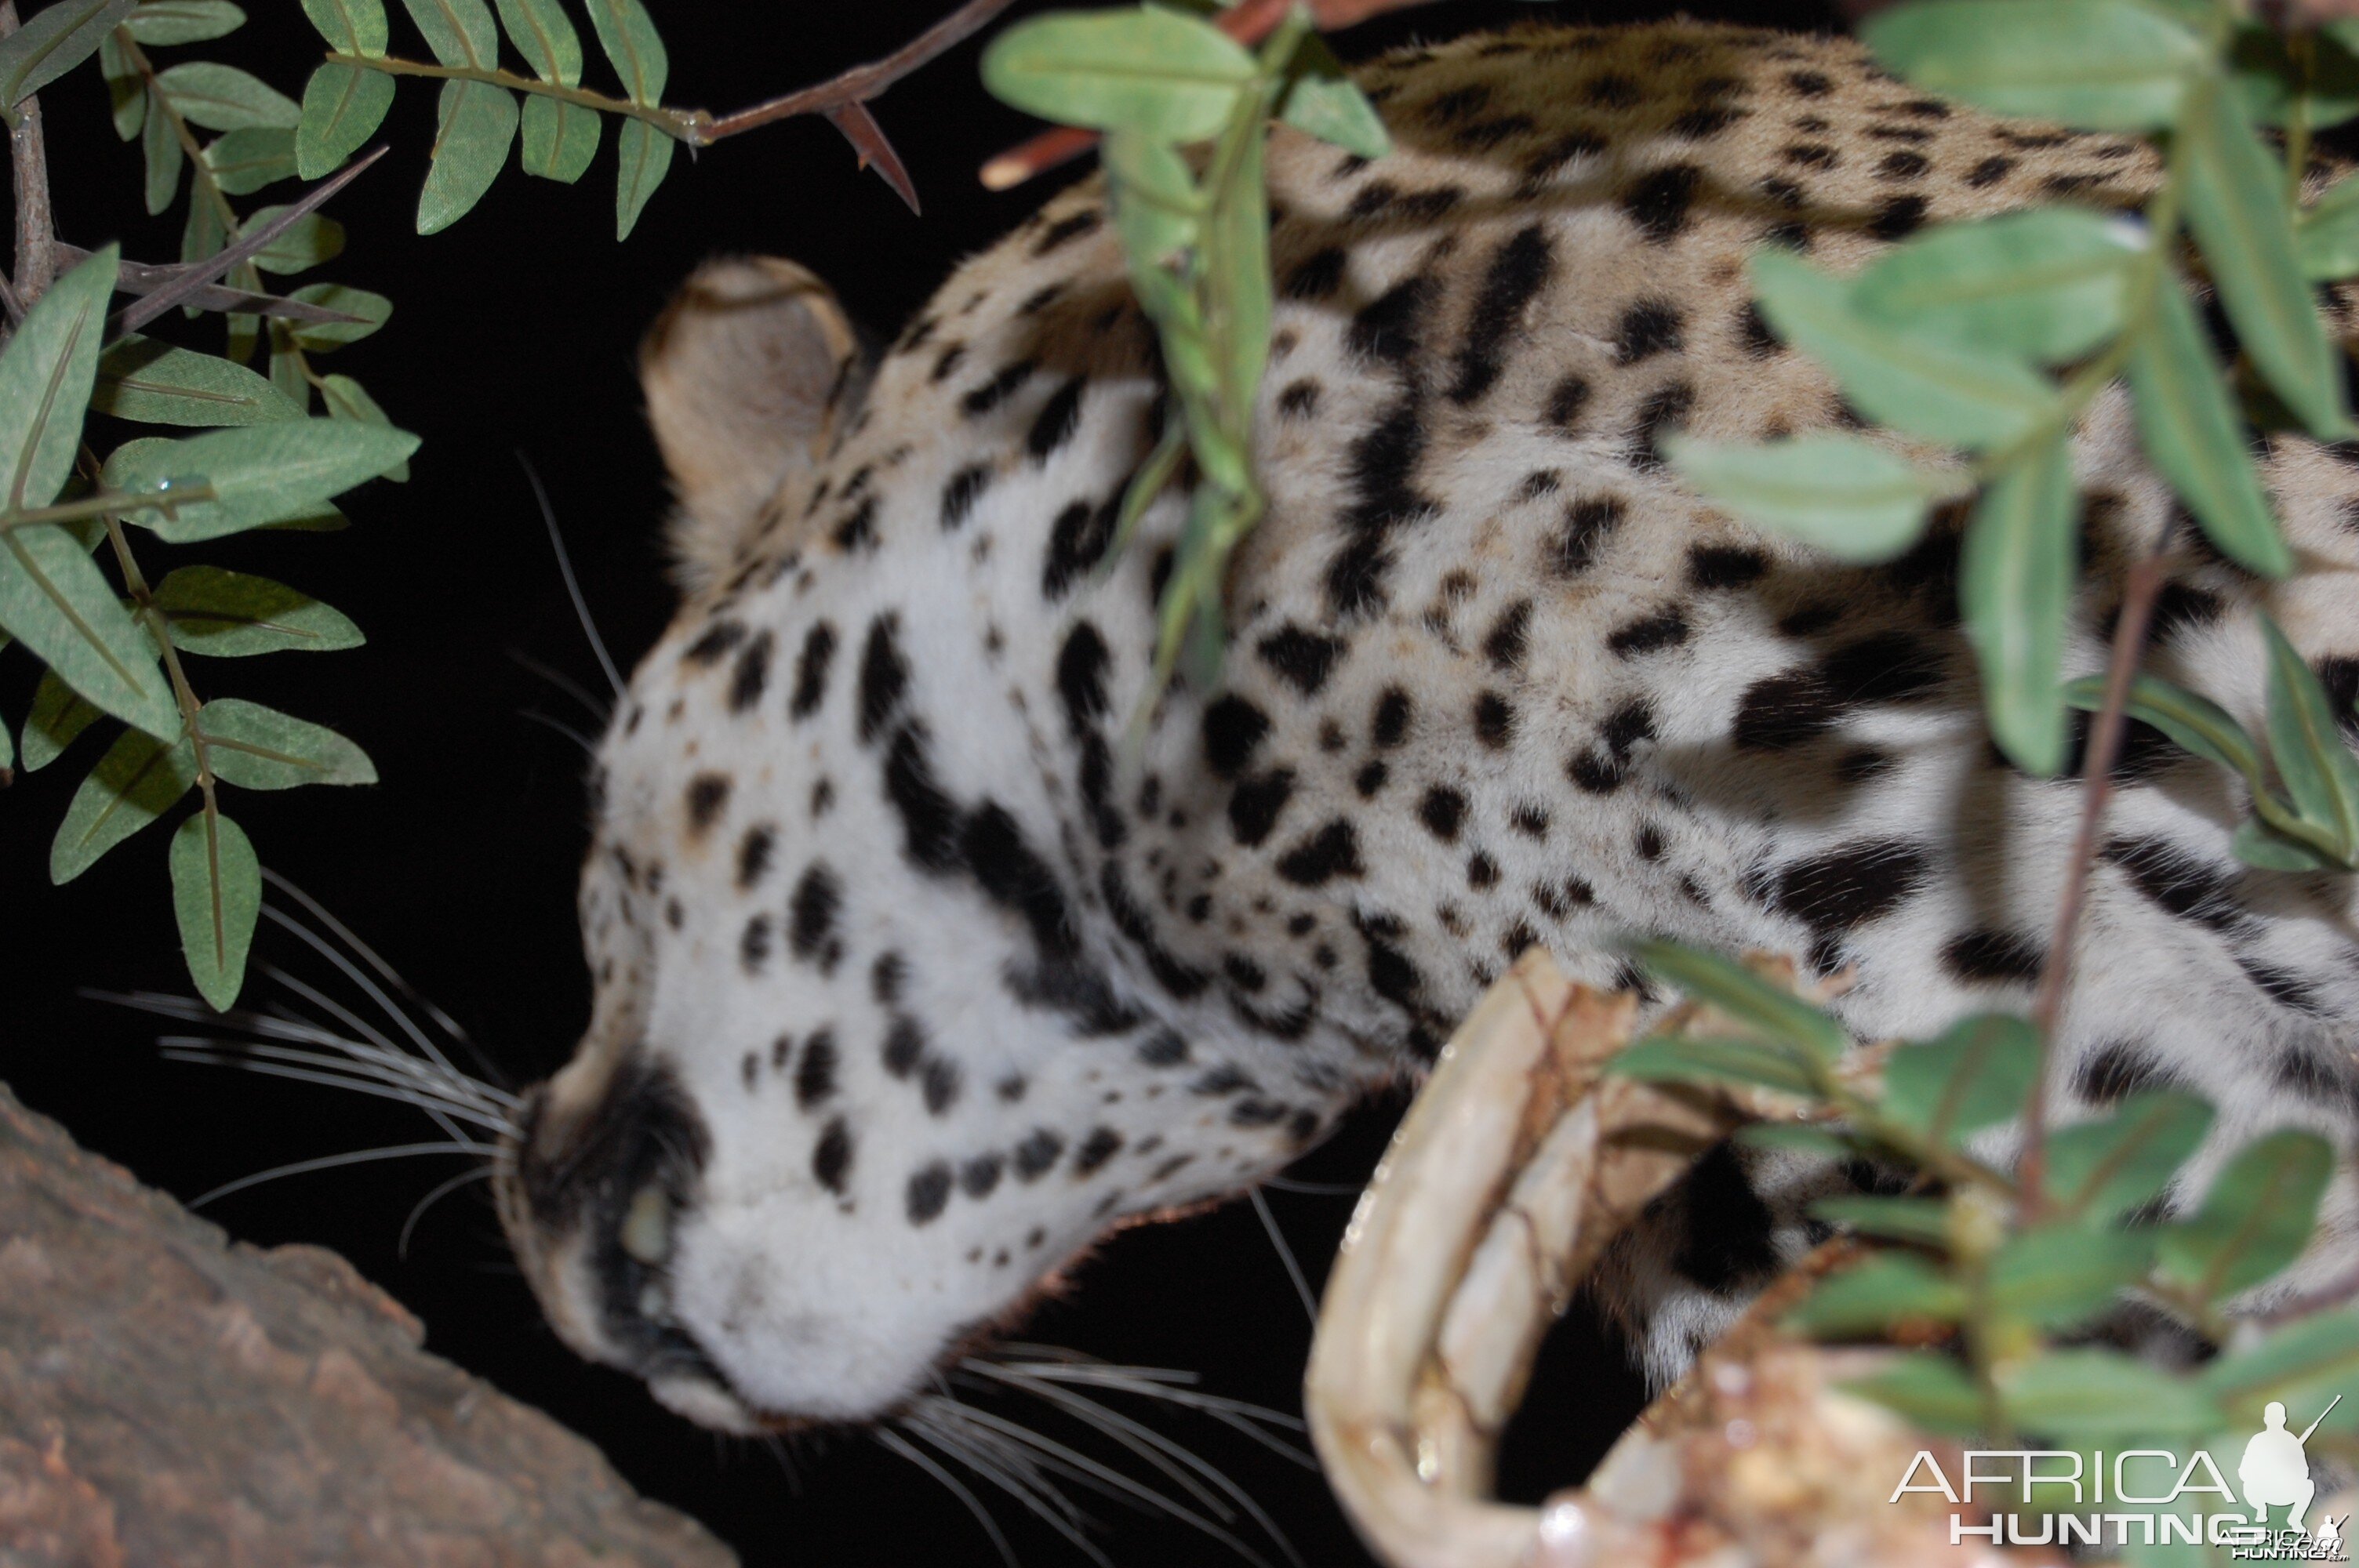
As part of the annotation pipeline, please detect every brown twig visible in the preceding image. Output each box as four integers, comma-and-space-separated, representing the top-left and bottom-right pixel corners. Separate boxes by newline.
0, 2, 54, 306
692, 0, 1020, 142
108, 146, 386, 339
2016, 535, 2177, 1216
976, 0, 1452, 190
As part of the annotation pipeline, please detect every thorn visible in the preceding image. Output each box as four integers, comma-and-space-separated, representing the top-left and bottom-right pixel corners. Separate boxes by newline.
826, 102, 920, 216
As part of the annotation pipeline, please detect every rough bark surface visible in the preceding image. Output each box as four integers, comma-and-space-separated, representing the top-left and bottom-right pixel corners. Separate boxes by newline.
0, 1081, 739, 1568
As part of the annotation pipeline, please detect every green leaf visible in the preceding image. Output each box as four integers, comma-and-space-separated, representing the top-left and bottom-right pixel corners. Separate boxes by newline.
0, 0, 136, 108
125, 2, 244, 45
1852, 209, 2139, 363
518, 90, 598, 181
2230, 22, 2359, 130
1961, 431, 2076, 775
1842, 1352, 1983, 1437
0, 525, 176, 740
300, 0, 387, 56
416, 78, 517, 234
2158, 1129, 2335, 1300
235, 205, 343, 274
983, 7, 1256, 143
152, 565, 361, 656
154, 60, 297, 130
283, 284, 390, 350
1987, 1225, 2152, 1329
1860, 0, 2204, 132
1625, 938, 1852, 1066
2124, 278, 2291, 577
100, 31, 142, 138
314, 373, 409, 479
583, 0, 663, 101
202, 125, 293, 193
2044, 1089, 2213, 1222
1809, 1193, 1950, 1247
1750, 249, 2057, 451
295, 60, 394, 178
104, 418, 420, 541
94, 336, 302, 426
49, 724, 195, 883
0, 244, 115, 510
180, 180, 222, 278
141, 82, 182, 213
1736, 1121, 1866, 1160
2262, 614, 2359, 861
611, 116, 670, 240
2182, 78, 2351, 441
1278, 34, 1387, 160
1881, 1014, 2041, 1149
1997, 1349, 2223, 1438
494, 0, 578, 83
398, 0, 494, 67
1788, 1254, 1965, 1336
199, 696, 374, 788
1663, 434, 1949, 563
2233, 815, 2343, 871
1606, 1033, 1822, 1098
2201, 1310, 2359, 1433
2063, 672, 2266, 786
170, 808, 258, 1011
20, 667, 98, 769
2298, 173, 2359, 281
1104, 130, 1201, 266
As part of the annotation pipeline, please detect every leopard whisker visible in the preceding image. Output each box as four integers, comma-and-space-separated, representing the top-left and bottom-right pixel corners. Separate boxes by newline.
158, 1040, 515, 1135
186, 1141, 495, 1210
983, 1350, 1314, 1465
260, 869, 483, 1076
1249, 1185, 1318, 1325
398, 1163, 498, 1258
520, 706, 600, 758
518, 448, 625, 702
901, 1398, 1108, 1564
509, 648, 615, 728
256, 898, 485, 1094
873, 1425, 1023, 1568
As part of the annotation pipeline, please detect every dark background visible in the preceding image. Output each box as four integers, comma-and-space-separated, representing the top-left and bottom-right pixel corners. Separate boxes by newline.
7, 0, 1835, 1561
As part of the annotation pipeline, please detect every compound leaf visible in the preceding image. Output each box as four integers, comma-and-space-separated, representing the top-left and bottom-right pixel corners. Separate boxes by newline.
1961, 430, 2077, 775
1664, 434, 1950, 562
153, 564, 362, 655
49, 724, 196, 882
169, 807, 258, 1011
416, 77, 516, 234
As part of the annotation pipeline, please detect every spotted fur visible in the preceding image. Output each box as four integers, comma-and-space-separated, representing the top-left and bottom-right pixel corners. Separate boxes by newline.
498, 22, 2359, 1429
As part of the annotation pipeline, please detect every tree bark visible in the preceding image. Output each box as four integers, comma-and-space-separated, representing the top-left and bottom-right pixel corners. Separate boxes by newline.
0, 1081, 738, 1568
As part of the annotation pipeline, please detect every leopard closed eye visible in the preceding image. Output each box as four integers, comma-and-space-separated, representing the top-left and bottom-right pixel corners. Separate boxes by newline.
492, 20, 2359, 1435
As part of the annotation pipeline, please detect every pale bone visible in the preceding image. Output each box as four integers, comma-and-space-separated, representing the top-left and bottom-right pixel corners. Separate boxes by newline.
1304, 949, 2053, 1568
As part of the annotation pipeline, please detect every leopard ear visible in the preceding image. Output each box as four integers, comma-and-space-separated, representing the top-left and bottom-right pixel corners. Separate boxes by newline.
639, 256, 870, 591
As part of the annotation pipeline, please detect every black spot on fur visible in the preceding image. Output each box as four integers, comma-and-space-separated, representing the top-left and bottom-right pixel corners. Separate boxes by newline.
1474, 691, 1514, 749
1228, 769, 1296, 847
795, 1029, 838, 1108
1056, 622, 1112, 728
1941, 929, 2044, 985
1372, 688, 1413, 748
907, 1162, 952, 1224
1689, 543, 1768, 588
1074, 1127, 1124, 1176
1870, 194, 1929, 239
1608, 604, 1690, 656
923, 1056, 962, 1116
790, 622, 836, 721
1277, 379, 1321, 418
740, 914, 772, 972
1032, 209, 1101, 255
2241, 955, 2325, 1014
883, 724, 962, 872
1026, 379, 1086, 462
1201, 695, 1270, 779
728, 630, 773, 714
685, 774, 730, 833
812, 1116, 852, 1193
683, 621, 745, 666
1544, 374, 1592, 429
1277, 819, 1364, 887
1420, 786, 1469, 842
1735, 671, 1841, 752
1100, 861, 1212, 998
1612, 299, 1685, 365
789, 863, 844, 973
1042, 495, 1117, 599
1627, 379, 1697, 467
1621, 164, 1703, 243
1966, 154, 2014, 187
2103, 836, 2241, 931
882, 1015, 925, 1078
1257, 625, 1344, 695
1483, 600, 1533, 672
857, 615, 910, 744
1013, 1129, 1064, 1181
1554, 495, 1623, 575
1284, 246, 1347, 299
736, 826, 775, 890
940, 464, 991, 530
1769, 839, 1928, 936
2075, 1040, 2176, 1106
1451, 224, 1553, 404
1347, 277, 1435, 366
961, 360, 1037, 419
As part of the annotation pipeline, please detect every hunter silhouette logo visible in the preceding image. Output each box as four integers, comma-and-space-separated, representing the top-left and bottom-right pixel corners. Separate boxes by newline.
2240, 1397, 2336, 1534
1886, 1392, 2348, 1556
